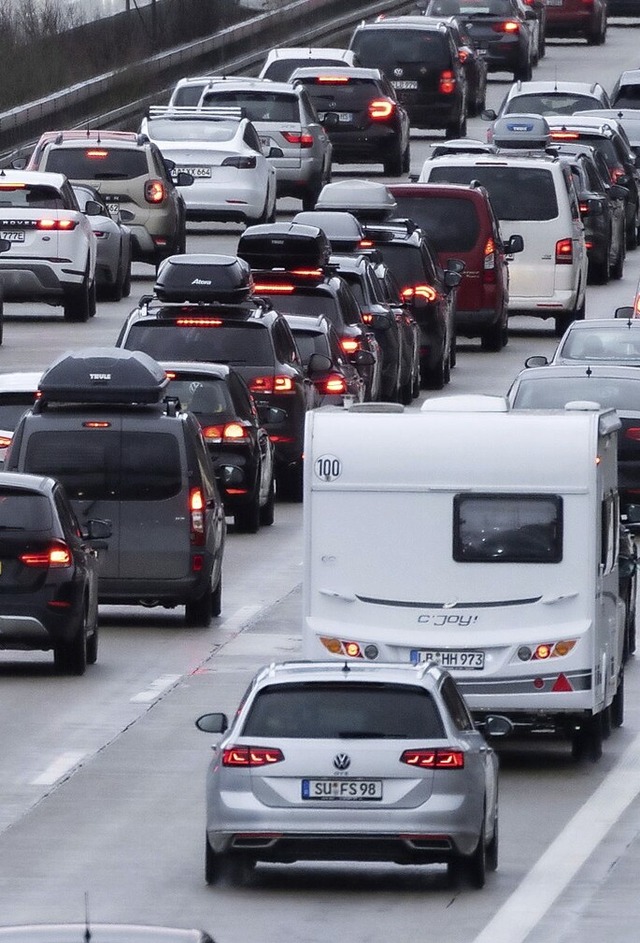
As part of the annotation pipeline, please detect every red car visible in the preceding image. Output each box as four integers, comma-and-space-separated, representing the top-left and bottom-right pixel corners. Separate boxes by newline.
544, 0, 607, 46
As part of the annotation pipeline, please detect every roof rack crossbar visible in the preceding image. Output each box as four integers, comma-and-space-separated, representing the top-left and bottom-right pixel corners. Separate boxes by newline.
148, 105, 244, 121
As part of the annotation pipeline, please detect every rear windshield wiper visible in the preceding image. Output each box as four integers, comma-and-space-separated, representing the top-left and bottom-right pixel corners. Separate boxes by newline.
337, 731, 404, 739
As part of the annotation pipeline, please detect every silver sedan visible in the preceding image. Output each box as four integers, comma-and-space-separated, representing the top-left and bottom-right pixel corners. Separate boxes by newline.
72, 184, 132, 301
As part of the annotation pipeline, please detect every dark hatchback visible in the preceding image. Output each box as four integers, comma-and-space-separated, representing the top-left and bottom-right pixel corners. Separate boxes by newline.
282, 314, 368, 405
349, 17, 467, 136
117, 255, 317, 501
161, 361, 276, 534
0, 472, 109, 675
290, 66, 411, 175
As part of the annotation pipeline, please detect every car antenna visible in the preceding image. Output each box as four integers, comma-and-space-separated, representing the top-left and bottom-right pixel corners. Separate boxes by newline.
342, 661, 350, 673
585, 366, 592, 377
84, 891, 91, 943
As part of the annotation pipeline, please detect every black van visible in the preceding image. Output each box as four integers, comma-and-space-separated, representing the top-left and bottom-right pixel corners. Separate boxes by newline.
5, 348, 226, 627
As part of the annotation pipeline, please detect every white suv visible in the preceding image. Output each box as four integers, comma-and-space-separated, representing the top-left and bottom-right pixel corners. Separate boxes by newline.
0, 170, 97, 322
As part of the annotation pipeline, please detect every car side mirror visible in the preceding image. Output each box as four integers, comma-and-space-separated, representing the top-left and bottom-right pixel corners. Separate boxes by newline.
370, 312, 391, 331
525, 355, 548, 368
268, 146, 284, 158
307, 352, 333, 375
446, 258, 465, 274
195, 712, 229, 734
257, 404, 287, 424
483, 715, 513, 738
176, 171, 194, 187
11, 157, 27, 170
355, 349, 376, 366
481, 109, 497, 121
85, 519, 112, 540
444, 269, 461, 289
524, 8, 536, 18
505, 234, 524, 254
84, 199, 104, 217
609, 184, 629, 200
615, 305, 635, 319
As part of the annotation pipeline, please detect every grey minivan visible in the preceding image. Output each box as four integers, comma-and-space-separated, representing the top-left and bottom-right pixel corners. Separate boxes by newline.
4, 348, 226, 627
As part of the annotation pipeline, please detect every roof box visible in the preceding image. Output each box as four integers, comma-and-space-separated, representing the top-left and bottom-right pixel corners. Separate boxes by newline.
237, 222, 331, 271
292, 210, 365, 252
315, 179, 397, 221
154, 254, 253, 304
38, 348, 169, 405
493, 114, 550, 150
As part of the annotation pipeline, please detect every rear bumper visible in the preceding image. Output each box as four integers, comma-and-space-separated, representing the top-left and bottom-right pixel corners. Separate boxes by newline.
456, 308, 502, 334
0, 261, 85, 300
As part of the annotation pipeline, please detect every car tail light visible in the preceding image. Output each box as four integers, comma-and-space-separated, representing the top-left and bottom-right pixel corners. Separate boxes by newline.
36, 218, 78, 231
189, 487, 205, 547
221, 155, 258, 169
253, 282, 295, 293
340, 337, 361, 355
20, 542, 72, 568
550, 131, 580, 141
202, 422, 250, 442
281, 131, 314, 147
401, 749, 465, 769
458, 49, 470, 63
610, 167, 626, 184
248, 375, 295, 393
579, 201, 590, 216
625, 427, 640, 441
145, 179, 166, 204
222, 746, 285, 766
86, 149, 109, 159
0, 435, 12, 449
176, 318, 223, 327
555, 238, 573, 264
483, 237, 496, 284
316, 75, 350, 83
316, 374, 348, 395
368, 98, 395, 120
439, 71, 456, 95
402, 285, 438, 302
516, 640, 577, 660
493, 19, 520, 32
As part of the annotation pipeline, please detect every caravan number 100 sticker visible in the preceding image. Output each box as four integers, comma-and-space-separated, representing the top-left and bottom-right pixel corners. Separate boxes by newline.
315, 454, 342, 482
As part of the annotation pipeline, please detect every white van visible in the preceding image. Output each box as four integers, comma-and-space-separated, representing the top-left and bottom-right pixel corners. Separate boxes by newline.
303, 397, 624, 760
419, 151, 588, 336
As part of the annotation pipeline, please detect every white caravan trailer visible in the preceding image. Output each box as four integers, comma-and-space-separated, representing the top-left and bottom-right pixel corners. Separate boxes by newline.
303, 396, 625, 760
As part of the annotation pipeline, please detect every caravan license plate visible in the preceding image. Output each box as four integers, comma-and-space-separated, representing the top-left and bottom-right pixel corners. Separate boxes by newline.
411, 649, 485, 670
302, 779, 383, 800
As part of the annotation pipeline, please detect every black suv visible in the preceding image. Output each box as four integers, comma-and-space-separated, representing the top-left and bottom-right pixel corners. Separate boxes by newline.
116, 255, 317, 501
0, 472, 109, 675
349, 17, 467, 137
290, 66, 410, 175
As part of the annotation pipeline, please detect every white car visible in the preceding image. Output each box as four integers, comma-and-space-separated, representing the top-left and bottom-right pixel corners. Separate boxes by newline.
0, 170, 98, 321
72, 184, 132, 301
0, 371, 41, 464
258, 46, 358, 82
140, 108, 277, 225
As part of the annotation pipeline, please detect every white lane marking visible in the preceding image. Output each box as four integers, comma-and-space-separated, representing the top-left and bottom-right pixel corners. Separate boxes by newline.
219, 604, 264, 634
130, 673, 181, 703
473, 732, 640, 943
30, 751, 86, 786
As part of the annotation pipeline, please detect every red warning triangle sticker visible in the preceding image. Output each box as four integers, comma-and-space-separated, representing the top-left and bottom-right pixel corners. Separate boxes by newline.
552, 673, 573, 692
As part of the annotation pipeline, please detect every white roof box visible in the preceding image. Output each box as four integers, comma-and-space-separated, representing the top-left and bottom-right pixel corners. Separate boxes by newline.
493, 113, 551, 150
315, 179, 397, 221
421, 395, 509, 412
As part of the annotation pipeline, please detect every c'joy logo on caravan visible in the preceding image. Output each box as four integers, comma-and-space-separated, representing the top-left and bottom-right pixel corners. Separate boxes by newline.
314, 454, 341, 482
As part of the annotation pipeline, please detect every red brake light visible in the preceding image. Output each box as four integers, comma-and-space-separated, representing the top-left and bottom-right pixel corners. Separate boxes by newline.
0, 435, 11, 449
402, 285, 438, 302
317, 374, 348, 395
222, 746, 285, 766
20, 542, 72, 568
340, 338, 361, 355
625, 428, 640, 441
248, 376, 295, 394
550, 131, 580, 141
281, 131, 314, 147
253, 283, 295, 293
400, 749, 465, 769
189, 487, 205, 546
316, 75, 349, 83
611, 167, 626, 183
368, 98, 395, 120
86, 149, 108, 158
458, 49, 470, 63
83, 421, 111, 428
176, 318, 222, 327
37, 218, 78, 231
579, 201, 590, 215
555, 238, 573, 264
439, 70, 456, 95
493, 19, 519, 32
145, 179, 166, 204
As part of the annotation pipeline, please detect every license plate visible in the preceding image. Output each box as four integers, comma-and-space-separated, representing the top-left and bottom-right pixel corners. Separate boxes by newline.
318, 112, 353, 123
392, 80, 418, 90
106, 203, 120, 218
1, 231, 24, 242
476, 46, 488, 54
546, 0, 563, 5
411, 649, 485, 670
302, 778, 383, 800
177, 165, 211, 178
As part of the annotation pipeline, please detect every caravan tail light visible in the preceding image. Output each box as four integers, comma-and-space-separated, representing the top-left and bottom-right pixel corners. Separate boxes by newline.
555, 238, 573, 264
401, 749, 464, 769
516, 639, 577, 661
20, 542, 72, 568
319, 636, 380, 660
439, 71, 457, 95
189, 487, 205, 546
483, 237, 496, 283
223, 746, 284, 767
248, 375, 295, 394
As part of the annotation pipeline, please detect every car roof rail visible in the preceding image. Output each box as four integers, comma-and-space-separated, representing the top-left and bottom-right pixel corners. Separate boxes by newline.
147, 105, 244, 122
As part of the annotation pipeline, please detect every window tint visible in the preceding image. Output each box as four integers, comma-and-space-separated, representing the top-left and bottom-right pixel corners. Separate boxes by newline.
0, 184, 65, 210
44, 148, 149, 179
393, 195, 480, 252
0, 394, 37, 431
428, 165, 559, 220
352, 29, 450, 70
201, 91, 299, 122
291, 329, 329, 365
0, 489, 53, 531
505, 94, 602, 116
261, 291, 343, 328
123, 321, 275, 366
24, 431, 182, 502
172, 84, 208, 106
453, 494, 563, 563
374, 243, 429, 289
146, 119, 238, 143
165, 375, 236, 418
601, 492, 619, 574
614, 86, 640, 107
242, 682, 446, 738
512, 376, 640, 411
440, 677, 474, 731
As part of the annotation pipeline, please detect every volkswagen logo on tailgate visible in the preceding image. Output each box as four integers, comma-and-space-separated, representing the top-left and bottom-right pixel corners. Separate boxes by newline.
333, 753, 351, 771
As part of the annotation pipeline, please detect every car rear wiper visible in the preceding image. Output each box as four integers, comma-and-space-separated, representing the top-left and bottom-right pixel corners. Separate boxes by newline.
337, 731, 403, 738
92, 173, 130, 180
0, 525, 26, 530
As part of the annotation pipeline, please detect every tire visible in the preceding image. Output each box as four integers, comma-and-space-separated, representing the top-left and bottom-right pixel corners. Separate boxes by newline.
54, 612, 88, 676
402, 141, 411, 175
0, 301, 4, 346
611, 675, 624, 728
302, 180, 322, 211
205, 835, 218, 885
211, 573, 222, 618
421, 354, 445, 390
453, 824, 487, 889
572, 713, 603, 762
234, 497, 260, 534
480, 319, 505, 352
589, 250, 610, 285
86, 620, 98, 666
412, 366, 421, 399
514, 57, 533, 82
611, 242, 625, 280
627, 217, 638, 251
278, 461, 303, 502
63, 274, 91, 322
383, 143, 404, 176
259, 476, 276, 527
486, 816, 498, 872
443, 351, 451, 385
184, 590, 213, 627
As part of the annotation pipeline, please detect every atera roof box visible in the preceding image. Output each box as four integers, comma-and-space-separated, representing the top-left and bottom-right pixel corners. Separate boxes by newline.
238, 222, 331, 271
154, 254, 254, 304
493, 113, 550, 150
292, 210, 365, 252
38, 348, 169, 405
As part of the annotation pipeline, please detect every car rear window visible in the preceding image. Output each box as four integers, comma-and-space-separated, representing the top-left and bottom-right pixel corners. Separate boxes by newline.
558, 330, 640, 361
370, 243, 429, 289
124, 321, 274, 366
505, 94, 603, 116
241, 682, 446, 738
0, 184, 65, 210
256, 291, 343, 328
24, 431, 182, 502
613, 86, 640, 108
145, 119, 238, 143
512, 376, 640, 410
296, 77, 385, 112
554, 135, 622, 173
351, 28, 450, 70
0, 394, 37, 431
43, 148, 149, 180
290, 329, 328, 364
427, 165, 559, 220
0, 489, 53, 532
171, 84, 208, 106
263, 58, 348, 81
456, 0, 513, 14
200, 91, 299, 122
165, 375, 236, 418
393, 194, 480, 252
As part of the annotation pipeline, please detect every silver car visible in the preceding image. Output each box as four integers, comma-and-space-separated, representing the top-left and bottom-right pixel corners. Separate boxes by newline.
525, 317, 640, 368
195, 660, 504, 887
72, 184, 132, 301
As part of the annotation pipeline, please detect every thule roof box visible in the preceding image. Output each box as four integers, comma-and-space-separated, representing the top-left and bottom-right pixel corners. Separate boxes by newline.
38, 348, 169, 405
154, 254, 254, 303
237, 222, 331, 271
291, 211, 365, 252
314, 179, 397, 221
493, 114, 551, 150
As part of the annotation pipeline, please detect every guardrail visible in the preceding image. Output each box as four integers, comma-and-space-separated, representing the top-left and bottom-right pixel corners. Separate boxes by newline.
0, 0, 414, 162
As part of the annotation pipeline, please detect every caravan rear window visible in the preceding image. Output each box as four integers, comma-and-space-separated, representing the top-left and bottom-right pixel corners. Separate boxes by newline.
453, 494, 563, 563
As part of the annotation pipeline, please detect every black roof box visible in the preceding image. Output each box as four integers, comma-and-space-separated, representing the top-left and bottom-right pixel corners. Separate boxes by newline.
238, 222, 331, 271
154, 254, 254, 303
38, 348, 169, 405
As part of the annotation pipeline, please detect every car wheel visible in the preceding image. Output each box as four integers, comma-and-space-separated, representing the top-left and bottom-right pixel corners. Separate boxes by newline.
259, 476, 276, 527
184, 589, 213, 627
0, 297, 5, 346
421, 355, 445, 391
514, 57, 532, 82
278, 461, 304, 502
412, 366, 421, 399
486, 816, 499, 872
234, 497, 260, 534
86, 625, 98, 666
627, 218, 638, 251
444, 352, 451, 385
402, 141, 411, 174
571, 713, 603, 762
589, 249, 610, 285
383, 143, 404, 176
481, 319, 505, 352
63, 273, 92, 323
465, 823, 487, 889
54, 611, 88, 676
611, 675, 624, 728
212, 573, 222, 618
